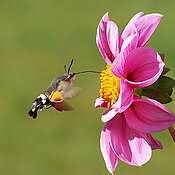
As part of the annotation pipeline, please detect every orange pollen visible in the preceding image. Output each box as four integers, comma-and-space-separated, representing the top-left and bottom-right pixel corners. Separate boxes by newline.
99, 64, 121, 108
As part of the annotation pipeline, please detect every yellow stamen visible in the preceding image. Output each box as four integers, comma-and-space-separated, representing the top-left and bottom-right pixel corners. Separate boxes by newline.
99, 64, 121, 108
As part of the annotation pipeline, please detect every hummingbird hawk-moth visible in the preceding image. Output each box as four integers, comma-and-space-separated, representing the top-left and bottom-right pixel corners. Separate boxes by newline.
28, 59, 100, 119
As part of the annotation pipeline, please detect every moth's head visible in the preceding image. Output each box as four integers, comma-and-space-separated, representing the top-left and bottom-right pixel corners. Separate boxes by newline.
62, 72, 76, 83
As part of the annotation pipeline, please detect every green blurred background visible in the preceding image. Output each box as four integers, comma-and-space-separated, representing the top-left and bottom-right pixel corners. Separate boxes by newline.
0, 0, 174, 175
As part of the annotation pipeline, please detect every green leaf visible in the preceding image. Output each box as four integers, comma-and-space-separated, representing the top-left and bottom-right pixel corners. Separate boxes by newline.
141, 76, 175, 104
156, 76, 175, 95
144, 76, 175, 94
142, 88, 172, 104
162, 67, 170, 75
166, 89, 173, 96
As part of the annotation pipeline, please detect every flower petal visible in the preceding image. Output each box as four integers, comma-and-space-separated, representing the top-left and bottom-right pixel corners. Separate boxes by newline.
134, 13, 163, 47
145, 134, 163, 150
101, 123, 118, 174
119, 23, 137, 51
125, 96, 175, 133
110, 52, 125, 79
96, 13, 116, 64
111, 34, 139, 79
109, 114, 152, 166
120, 34, 138, 59
95, 97, 108, 108
106, 21, 119, 58
119, 12, 143, 48
102, 80, 133, 122
123, 47, 164, 88
129, 12, 144, 23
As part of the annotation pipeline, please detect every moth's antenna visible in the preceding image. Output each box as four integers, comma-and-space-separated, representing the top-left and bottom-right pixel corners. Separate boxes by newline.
68, 59, 74, 73
66, 58, 101, 75
75, 70, 101, 75
64, 65, 68, 73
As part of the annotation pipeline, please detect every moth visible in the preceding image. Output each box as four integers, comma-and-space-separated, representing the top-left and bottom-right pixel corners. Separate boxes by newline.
28, 59, 100, 119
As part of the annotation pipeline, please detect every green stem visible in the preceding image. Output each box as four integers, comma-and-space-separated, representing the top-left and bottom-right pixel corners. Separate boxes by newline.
168, 125, 175, 143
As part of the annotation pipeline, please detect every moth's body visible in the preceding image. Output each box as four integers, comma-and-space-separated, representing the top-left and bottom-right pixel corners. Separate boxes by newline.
28, 73, 79, 119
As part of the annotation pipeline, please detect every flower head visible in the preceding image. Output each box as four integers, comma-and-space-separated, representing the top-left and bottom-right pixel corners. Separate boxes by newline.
95, 12, 175, 174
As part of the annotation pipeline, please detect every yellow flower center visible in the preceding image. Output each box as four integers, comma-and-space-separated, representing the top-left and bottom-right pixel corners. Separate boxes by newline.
99, 64, 121, 108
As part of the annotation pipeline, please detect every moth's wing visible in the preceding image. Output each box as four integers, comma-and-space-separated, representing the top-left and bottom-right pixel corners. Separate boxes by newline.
49, 90, 64, 102
52, 102, 73, 112
62, 86, 80, 99
58, 81, 81, 99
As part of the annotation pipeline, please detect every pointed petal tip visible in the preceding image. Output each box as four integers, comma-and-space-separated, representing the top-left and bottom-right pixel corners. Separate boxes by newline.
104, 12, 109, 17
143, 13, 163, 18
152, 13, 163, 17
137, 11, 144, 15
101, 12, 110, 22
111, 171, 115, 175
130, 11, 144, 22
107, 168, 115, 175
95, 97, 108, 108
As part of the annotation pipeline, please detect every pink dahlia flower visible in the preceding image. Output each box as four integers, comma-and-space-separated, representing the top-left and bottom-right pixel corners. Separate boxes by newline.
95, 12, 175, 174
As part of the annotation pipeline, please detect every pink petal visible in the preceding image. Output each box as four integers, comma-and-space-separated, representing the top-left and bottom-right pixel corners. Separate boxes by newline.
145, 134, 163, 150
119, 23, 137, 51
134, 14, 163, 47
96, 13, 116, 64
106, 21, 119, 58
96, 13, 111, 64
102, 80, 133, 122
119, 12, 143, 49
123, 47, 164, 88
120, 34, 138, 59
125, 96, 175, 133
111, 33, 139, 78
109, 114, 152, 166
101, 123, 118, 174
101, 12, 110, 22
95, 97, 108, 108
129, 12, 144, 23
110, 52, 125, 79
